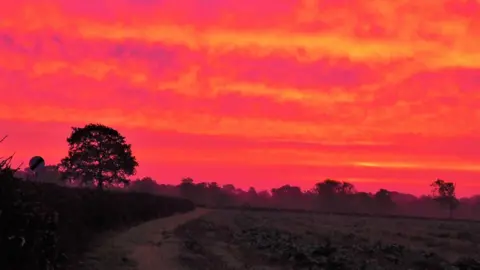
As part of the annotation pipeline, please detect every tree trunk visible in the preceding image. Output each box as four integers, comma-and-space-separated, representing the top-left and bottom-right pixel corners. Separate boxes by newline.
97, 169, 104, 190
97, 180, 104, 190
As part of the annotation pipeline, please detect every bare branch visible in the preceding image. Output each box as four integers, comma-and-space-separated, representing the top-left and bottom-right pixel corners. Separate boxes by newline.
14, 160, 24, 171
0, 135, 8, 144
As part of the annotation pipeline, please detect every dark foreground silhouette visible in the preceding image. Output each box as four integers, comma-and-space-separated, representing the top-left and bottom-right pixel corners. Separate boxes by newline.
0, 164, 194, 270
18, 166, 480, 221
2, 123, 480, 270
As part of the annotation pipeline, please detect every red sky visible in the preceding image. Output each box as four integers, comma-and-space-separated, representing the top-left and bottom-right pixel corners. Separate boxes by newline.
1, 0, 480, 197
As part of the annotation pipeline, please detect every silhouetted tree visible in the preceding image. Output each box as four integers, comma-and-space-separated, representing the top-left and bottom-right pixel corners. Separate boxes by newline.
431, 179, 459, 219
314, 179, 343, 195
58, 123, 138, 190
335, 181, 357, 211
271, 185, 304, 208
129, 176, 160, 194
207, 182, 230, 206
313, 179, 354, 211
223, 184, 236, 194
179, 177, 196, 199
340, 181, 356, 195
246, 187, 259, 205
313, 179, 339, 207
181, 177, 194, 185
374, 189, 396, 213
257, 190, 272, 206
352, 192, 374, 213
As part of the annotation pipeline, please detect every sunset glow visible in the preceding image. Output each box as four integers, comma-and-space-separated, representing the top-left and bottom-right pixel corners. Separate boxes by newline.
1, 0, 480, 196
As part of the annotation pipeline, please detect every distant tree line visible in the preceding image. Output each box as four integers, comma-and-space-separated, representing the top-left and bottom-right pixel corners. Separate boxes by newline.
11, 123, 480, 220
128, 176, 477, 220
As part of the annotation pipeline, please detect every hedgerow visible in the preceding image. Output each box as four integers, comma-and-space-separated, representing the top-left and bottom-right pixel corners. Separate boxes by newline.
0, 156, 195, 270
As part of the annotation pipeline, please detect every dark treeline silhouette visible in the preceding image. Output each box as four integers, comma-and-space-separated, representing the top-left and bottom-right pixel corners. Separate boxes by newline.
6, 123, 480, 269
1, 127, 194, 270
9, 123, 480, 221
128, 177, 480, 220
20, 166, 480, 220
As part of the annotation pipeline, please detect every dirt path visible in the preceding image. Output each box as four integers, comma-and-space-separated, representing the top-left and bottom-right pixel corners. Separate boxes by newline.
78, 208, 211, 270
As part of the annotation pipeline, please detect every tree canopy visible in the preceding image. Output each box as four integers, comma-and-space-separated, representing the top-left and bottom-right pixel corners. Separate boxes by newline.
58, 123, 138, 189
431, 179, 459, 218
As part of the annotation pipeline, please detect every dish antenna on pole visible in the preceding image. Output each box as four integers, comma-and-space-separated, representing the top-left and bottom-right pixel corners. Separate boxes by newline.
29, 156, 45, 180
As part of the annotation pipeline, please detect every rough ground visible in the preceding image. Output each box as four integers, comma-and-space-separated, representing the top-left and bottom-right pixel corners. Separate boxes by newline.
173, 210, 480, 270
77, 208, 210, 270
76, 208, 480, 270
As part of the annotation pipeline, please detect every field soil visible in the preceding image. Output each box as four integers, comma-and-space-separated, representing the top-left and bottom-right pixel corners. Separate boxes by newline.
76, 208, 210, 270
76, 209, 480, 270
174, 210, 480, 270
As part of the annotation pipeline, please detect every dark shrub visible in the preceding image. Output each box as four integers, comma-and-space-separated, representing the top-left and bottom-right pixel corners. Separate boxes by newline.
0, 168, 195, 270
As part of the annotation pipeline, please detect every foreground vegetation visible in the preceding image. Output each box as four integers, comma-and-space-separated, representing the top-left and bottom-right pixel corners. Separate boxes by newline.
175, 209, 480, 270
13, 123, 480, 221
3, 122, 480, 270
0, 125, 197, 269
0, 164, 195, 270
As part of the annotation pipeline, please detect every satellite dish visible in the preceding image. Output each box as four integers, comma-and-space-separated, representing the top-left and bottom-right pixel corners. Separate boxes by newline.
29, 156, 45, 172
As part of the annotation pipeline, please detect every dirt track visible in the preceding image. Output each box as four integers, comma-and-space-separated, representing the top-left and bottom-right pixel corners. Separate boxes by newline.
78, 208, 210, 270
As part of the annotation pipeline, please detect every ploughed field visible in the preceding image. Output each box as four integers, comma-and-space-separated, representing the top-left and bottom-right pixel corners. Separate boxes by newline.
174, 209, 480, 270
